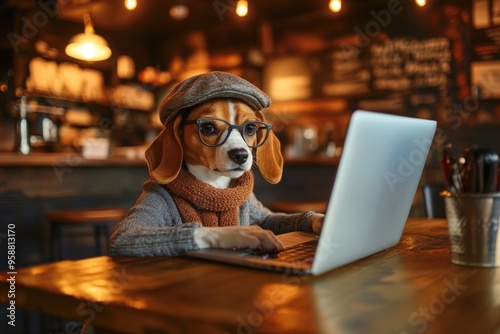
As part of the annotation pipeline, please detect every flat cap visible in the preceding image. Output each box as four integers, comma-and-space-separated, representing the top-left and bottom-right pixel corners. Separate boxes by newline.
159, 71, 271, 125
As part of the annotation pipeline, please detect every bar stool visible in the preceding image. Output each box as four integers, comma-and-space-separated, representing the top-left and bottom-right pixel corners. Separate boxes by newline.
46, 208, 125, 261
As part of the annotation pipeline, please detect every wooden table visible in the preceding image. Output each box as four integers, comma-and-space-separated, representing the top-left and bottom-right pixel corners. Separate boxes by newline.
1, 218, 499, 333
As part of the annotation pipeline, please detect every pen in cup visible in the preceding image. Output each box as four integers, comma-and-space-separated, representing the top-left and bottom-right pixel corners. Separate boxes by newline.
441, 144, 464, 194
441, 144, 453, 189
443, 145, 499, 194
483, 149, 499, 193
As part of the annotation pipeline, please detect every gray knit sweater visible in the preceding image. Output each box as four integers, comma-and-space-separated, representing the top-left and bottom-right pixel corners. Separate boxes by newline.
110, 179, 315, 257
81, 180, 313, 334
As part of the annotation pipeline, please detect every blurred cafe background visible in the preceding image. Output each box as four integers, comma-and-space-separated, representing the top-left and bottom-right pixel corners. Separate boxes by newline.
1, 0, 500, 270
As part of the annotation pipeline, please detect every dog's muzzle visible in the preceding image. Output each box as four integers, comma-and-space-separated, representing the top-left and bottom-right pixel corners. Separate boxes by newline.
229, 148, 249, 165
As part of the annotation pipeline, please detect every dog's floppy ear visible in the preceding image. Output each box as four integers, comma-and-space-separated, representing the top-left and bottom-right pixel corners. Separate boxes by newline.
145, 116, 183, 184
255, 110, 284, 184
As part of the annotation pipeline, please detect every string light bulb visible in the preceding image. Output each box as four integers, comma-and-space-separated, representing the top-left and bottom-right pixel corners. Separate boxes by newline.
415, 0, 426, 7
170, 4, 190, 20
329, 0, 342, 12
236, 0, 248, 17
124, 0, 137, 10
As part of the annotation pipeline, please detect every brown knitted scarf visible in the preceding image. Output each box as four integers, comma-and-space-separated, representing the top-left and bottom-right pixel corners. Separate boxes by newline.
165, 169, 254, 227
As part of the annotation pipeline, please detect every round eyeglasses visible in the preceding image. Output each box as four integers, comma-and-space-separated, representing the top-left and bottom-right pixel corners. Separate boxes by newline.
181, 117, 273, 148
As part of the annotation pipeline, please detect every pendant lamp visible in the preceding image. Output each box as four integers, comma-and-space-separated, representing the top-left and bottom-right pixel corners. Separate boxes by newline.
65, 13, 112, 61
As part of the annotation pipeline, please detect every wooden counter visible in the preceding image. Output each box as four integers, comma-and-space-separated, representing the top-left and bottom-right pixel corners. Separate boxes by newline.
1, 218, 498, 334
0, 152, 146, 167
0, 152, 150, 268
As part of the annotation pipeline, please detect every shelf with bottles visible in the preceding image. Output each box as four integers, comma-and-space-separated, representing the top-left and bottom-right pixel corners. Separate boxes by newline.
17, 90, 109, 114
18, 54, 155, 113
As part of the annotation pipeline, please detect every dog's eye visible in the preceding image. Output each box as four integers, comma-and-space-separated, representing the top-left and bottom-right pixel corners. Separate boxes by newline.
200, 123, 217, 135
243, 123, 258, 136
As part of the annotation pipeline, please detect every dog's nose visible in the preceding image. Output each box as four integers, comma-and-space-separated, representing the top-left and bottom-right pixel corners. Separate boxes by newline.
229, 149, 249, 165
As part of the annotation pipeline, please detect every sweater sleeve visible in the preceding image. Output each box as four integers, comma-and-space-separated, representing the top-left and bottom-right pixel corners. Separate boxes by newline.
110, 180, 201, 257
244, 193, 315, 234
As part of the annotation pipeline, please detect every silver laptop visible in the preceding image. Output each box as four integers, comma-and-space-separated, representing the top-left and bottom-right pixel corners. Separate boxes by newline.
186, 110, 437, 275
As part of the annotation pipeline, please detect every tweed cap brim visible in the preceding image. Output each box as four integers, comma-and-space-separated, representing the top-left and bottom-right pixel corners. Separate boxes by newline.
159, 71, 271, 125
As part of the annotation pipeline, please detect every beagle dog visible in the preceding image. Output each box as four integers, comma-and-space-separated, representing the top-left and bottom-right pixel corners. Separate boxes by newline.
145, 95, 323, 252
102, 71, 327, 255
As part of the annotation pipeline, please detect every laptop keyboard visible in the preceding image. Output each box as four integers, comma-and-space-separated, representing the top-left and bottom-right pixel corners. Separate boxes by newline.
255, 240, 318, 264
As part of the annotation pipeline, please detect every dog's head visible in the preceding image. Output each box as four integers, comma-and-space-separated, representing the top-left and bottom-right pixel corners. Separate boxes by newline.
145, 72, 283, 185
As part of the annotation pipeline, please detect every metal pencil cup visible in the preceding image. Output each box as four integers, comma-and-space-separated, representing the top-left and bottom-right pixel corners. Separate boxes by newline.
442, 192, 500, 267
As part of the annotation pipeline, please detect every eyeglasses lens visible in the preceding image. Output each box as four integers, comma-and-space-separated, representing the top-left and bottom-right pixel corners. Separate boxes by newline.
196, 119, 269, 148
198, 119, 227, 146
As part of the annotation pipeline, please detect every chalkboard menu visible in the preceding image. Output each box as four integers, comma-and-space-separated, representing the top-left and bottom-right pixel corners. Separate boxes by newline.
262, 1, 471, 113
320, 37, 453, 105
371, 38, 451, 94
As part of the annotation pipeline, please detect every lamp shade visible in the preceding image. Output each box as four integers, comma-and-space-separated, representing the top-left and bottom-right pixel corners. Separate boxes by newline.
65, 14, 112, 61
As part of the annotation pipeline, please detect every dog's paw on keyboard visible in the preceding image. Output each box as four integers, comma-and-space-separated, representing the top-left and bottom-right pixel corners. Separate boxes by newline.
252, 240, 318, 264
